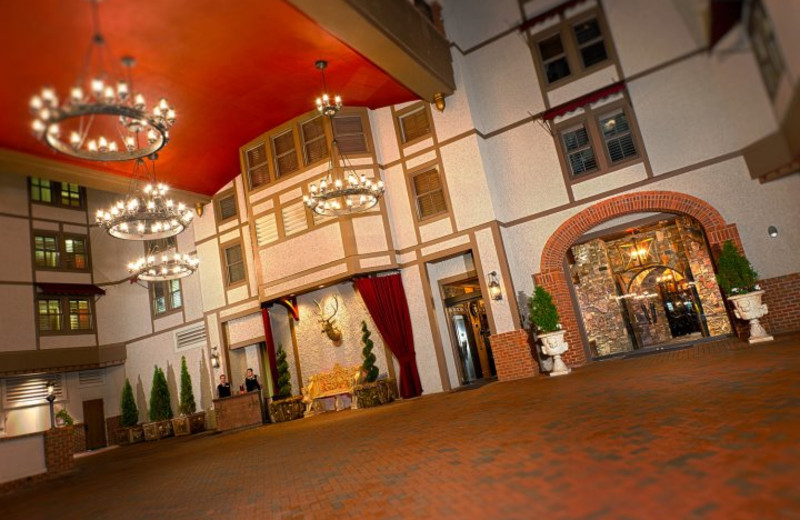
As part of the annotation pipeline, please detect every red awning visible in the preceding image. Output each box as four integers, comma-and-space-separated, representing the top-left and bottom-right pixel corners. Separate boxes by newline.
36, 283, 106, 296
519, 0, 587, 32
542, 81, 626, 121
709, 0, 744, 49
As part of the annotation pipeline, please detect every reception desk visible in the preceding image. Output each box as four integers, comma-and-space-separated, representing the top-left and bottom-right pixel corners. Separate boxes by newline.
213, 392, 264, 432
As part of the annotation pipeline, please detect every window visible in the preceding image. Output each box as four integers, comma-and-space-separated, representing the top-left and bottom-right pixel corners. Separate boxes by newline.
333, 115, 368, 154
152, 279, 182, 315
37, 297, 94, 334
246, 142, 271, 189
411, 169, 447, 220
34, 234, 59, 268
224, 244, 245, 286
747, 0, 785, 99
29, 177, 84, 208
272, 130, 299, 178
301, 117, 328, 165
532, 11, 612, 88
555, 101, 642, 180
216, 193, 237, 222
64, 237, 88, 269
398, 106, 432, 144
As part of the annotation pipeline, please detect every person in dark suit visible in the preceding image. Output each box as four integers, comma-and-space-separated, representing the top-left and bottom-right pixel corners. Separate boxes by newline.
217, 374, 232, 398
244, 368, 261, 393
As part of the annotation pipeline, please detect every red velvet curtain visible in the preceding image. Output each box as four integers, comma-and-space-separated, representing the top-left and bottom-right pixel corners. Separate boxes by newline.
355, 274, 423, 398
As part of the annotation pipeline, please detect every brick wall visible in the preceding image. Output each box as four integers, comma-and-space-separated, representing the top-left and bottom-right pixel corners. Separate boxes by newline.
491, 329, 539, 381
760, 273, 800, 334
44, 427, 74, 477
72, 423, 86, 454
106, 415, 122, 445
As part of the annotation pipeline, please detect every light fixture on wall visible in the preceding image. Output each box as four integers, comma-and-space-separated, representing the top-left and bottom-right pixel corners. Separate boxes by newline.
303, 60, 385, 216
45, 381, 57, 429
487, 271, 503, 301
210, 347, 221, 369
28, 1, 175, 162
96, 155, 194, 240
768, 225, 778, 238
127, 249, 199, 282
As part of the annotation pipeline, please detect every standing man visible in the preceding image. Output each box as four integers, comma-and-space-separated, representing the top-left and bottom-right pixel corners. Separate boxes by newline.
217, 374, 232, 398
244, 368, 261, 393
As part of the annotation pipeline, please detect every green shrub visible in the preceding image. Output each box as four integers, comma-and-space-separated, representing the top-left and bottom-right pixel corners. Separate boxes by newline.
120, 378, 139, 427
56, 408, 74, 427
529, 286, 561, 333
148, 366, 173, 422
178, 356, 197, 416
715, 240, 759, 296
276, 344, 292, 399
361, 321, 379, 383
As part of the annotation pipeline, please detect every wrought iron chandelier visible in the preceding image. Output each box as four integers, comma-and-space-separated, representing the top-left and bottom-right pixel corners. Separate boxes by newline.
29, 0, 175, 161
303, 61, 385, 216
128, 250, 199, 282
96, 156, 194, 240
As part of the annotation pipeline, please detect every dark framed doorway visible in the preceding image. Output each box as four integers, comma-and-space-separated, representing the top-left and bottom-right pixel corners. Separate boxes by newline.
82, 399, 106, 450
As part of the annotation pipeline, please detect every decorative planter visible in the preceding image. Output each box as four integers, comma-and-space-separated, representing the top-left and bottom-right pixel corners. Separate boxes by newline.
188, 412, 206, 434
728, 290, 773, 343
354, 378, 396, 409
269, 396, 305, 423
171, 416, 191, 437
539, 330, 571, 377
143, 419, 174, 441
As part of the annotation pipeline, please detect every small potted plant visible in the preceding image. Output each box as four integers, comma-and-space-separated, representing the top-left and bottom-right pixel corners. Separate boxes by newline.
529, 286, 571, 376
116, 378, 144, 444
354, 321, 395, 408
172, 356, 196, 436
55, 408, 74, 427
268, 344, 305, 423
143, 366, 174, 441
716, 240, 773, 343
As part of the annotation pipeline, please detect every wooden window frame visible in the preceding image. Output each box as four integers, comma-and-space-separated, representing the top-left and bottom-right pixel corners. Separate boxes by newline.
151, 279, 183, 317
395, 102, 434, 146
746, 0, 785, 100
552, 97, 644, 184
529, 7, 617, 92
243, 141, 273, 192
33, 231, 91, 272
33, 232, 60, 270
62, 234, 91, 271
331, 110, 372, 157
37, 296, 96, 335
221, 241, 247, 289
214, 189, 239, 225
409, 165, 449, 222
29, 177, 86, 209
271, 125, 302, 179
299, 115, 330, 167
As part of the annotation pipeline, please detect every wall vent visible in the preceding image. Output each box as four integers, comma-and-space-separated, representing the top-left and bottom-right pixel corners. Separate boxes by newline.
78, 369, 105, 387
3, 375, 65, 408
175, 323, 207, 351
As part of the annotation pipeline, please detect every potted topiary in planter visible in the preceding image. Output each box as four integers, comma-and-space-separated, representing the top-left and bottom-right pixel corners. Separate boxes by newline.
529, 286, 571, 376
268, 344, 304, 423
354, 321, 395, 408
172, 356, 197, 436
143, 366, 173, 441
116, 379, 144, 445
715, 240, 773, 343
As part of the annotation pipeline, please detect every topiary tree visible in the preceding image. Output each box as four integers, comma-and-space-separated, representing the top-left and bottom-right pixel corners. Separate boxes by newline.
149, 366, 173, 422
529, 286, 561, 333
715, 240, 759, 296
120, 378, 139, 427
178, 356, 197, 416
276, 344, 292, 399
361, 321, 379, 383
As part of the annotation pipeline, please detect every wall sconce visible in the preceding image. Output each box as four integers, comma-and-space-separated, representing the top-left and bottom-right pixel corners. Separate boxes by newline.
210, 346, 220, 369
45, 381, 56, 429
487, 271, 503, 301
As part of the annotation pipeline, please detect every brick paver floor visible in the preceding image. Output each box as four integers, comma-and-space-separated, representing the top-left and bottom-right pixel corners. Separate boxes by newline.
3, 333, 800, 519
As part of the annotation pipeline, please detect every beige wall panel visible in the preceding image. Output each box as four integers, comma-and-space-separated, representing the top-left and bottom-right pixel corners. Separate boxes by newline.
419, 217, 454, 244
420, 235, 471, 258
0, 217, 32, 283
441, 0, 521, 50
400, 266, 442, 394
405, 150, 437, 171
62, 224, 88, 235
218, 219, 239, 235
197, 238, 226, 312
153, 310, 184, 333
369, 108, 400, 165
90, 225, 144, 284
632, 54, 776, 177
474, 228, 516, 333
262, 263, 348, 299
382, 165, 417, 250
32, 220, 59, 231
397, 251, 417, 265
572, 163, 648, 200
176, 224, 196, 254
219, 300, 260, 320
403, 137, 435, 158
226, 312, 265, 347
39, 334, 96, 349
227, 285, 250, 304
0, 174, 30, 217
0, 434, 45, 481
0, 285, 35, 352
251, 199, 274, 216
218, 229, 239, 244
440, 135, 495, 231
35, 271, 92, 285
3, 406, 51, 438
241, 225, 258, 298
547, 64, 618, 107
360, 256, 392, 269
31, 205, 86, 225
279, 188, 303, 205
353, 215, 388, 255
430, 51, 477, 143
192, 202, 217, 242
261, 226, 344, 282
96, 281, 151, 345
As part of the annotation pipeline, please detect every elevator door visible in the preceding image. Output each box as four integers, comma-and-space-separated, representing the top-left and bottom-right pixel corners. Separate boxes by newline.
446, 297, 495, 385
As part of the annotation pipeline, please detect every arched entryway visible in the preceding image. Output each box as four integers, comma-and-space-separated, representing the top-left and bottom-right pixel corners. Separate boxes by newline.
533, 191, 742, 367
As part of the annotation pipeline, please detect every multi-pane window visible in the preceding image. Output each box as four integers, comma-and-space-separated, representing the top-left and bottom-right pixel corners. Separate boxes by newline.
60, 183, 82, 207
573, 18, 608, 69
37, 297, 94, 333
29, 177, 84, 208
561, 123, 597, 176
747, 0, 785, 99
411, 169, 447, 220
68, 299, 92, 331
30, 178, 53, 203
34, 234, 59, 268
217, 194, 237, 222
273, 130, 299, 178
224, 244, 245, 286
398, 106, 432, 144
64, 237, 88, 269
246, 142, 271, 189
599, 110, 637, 164
301, 117, 328, 165
38, 299, 62, 332
538, 34, 571, 84
332, 115, 368, 154
152, 279, 182, 315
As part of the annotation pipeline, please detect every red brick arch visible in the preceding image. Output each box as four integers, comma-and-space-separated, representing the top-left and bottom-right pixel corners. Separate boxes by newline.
533, 191, 742, 367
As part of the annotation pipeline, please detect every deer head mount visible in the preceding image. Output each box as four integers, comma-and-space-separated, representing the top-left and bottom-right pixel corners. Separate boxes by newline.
314, 296, 342, 344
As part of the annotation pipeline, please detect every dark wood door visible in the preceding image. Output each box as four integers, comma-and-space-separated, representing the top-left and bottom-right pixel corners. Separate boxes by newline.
82, 399, 106, 450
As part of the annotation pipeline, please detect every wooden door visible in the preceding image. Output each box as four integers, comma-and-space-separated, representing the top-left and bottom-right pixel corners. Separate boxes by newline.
82, 399, 106, 450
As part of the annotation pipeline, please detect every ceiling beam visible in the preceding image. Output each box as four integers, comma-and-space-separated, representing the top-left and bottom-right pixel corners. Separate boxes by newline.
287, 0, 455, 105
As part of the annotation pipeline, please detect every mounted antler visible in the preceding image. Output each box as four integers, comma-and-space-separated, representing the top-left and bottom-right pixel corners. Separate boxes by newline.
314, 296, 342, 344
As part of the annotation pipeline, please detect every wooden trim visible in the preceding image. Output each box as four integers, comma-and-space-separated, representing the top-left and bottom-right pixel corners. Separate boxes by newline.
213, 187, 239, 226
219, 238, 248, 290
395, 102, 435, 147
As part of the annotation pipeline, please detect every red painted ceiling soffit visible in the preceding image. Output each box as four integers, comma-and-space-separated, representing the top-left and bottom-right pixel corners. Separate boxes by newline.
0, 0, 416, 195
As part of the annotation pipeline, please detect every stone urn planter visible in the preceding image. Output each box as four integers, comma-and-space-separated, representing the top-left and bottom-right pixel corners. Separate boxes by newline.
539, 330, 571, 377
354, 378, 396, 409
115, 425, 145, 445
268, 396, 305, 423
171, 416, 191, 437
143, 419, 173, 441
728, 290, 773, 344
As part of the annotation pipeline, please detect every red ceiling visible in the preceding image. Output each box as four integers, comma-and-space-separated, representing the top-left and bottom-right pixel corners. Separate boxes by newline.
0, 0, 416, 196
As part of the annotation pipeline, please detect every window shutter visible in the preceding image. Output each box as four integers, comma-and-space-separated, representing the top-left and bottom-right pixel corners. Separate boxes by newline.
302, 117, 328, 164
272, 130, 299, 177
413, 170, 447, 219
333, 115, 368, 154
246, 143, 270, 189
400, 107, 431, 143
218, 195, 237, 221
282, 202, 308, 236
4, 375, 64, 407
255, 213, 279, 246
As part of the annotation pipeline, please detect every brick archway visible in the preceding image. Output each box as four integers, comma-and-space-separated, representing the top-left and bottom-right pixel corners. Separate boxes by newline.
533, 191, 742, 367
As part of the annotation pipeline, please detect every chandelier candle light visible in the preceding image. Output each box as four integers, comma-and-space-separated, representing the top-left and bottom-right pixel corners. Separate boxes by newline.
303, 60, 385, 216
29, 0, 175, 161
128, 251, 199, 282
